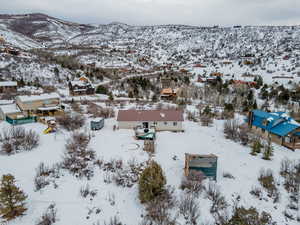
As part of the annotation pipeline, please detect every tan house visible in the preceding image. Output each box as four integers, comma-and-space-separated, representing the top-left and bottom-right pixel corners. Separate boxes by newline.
160, 88, 177, 100
0, 81, 18, 93
117, 109, 184, 132
16, 93, 63, 117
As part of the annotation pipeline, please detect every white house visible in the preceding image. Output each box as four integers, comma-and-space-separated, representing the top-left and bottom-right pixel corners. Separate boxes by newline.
117, 109, 184, 131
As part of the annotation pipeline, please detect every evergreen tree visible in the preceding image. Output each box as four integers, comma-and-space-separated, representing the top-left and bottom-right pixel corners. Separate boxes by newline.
262, 138, 273, 160
0, 174, 27, 221
109, 93, 114, 101
138, 161, 166, 203
203, 105, 211, 115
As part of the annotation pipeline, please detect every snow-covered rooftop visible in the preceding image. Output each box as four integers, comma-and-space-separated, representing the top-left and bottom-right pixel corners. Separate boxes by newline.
17, 93, 60, 102
0, 81, 17, 87
0, 104, 21, 114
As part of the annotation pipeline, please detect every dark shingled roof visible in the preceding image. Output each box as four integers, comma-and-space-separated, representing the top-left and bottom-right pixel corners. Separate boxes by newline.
117, 109, 184, 122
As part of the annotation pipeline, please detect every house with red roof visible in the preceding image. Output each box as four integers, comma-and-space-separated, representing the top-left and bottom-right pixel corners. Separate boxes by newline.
117, 109, 184, 131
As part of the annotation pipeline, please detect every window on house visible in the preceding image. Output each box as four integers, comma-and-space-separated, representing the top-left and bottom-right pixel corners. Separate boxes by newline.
164, 122, 168, 125
173, 122, 177, 126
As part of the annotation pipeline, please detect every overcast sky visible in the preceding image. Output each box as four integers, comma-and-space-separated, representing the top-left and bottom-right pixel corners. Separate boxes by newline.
1, 0, 300, 26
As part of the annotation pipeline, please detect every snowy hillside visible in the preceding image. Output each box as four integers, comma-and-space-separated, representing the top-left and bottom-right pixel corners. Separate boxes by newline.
0, 13, 300, 87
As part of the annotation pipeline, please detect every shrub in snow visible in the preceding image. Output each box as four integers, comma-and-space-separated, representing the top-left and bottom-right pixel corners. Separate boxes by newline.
258, 169, 279, 202
95, 216, 123, 225
139, 161, 166, 203
205, 182, 227, 214
62, 132, 95, 179
56, 114, 85, 131
181, 170, 204, 196
179, 194, 201, 225
250, 186, 263, 199
226, 205, 273, 225
250, 136, 263, 156
200, 115, 213, 127
223, 119, 239, 141
0, 174, 27, 221
280, 158, 293, 178
238, 125, 250, 145
71, 102, 83, 114
34, 162, 62, 191
79, 184, 97, 199
187, 110, 198, 122
0, 127, 40, 155
143, 186, 176, 225
262, 139, 273, 160
87, 102, 115, 118
36, 203, 57, 225
222, 172, 235, 179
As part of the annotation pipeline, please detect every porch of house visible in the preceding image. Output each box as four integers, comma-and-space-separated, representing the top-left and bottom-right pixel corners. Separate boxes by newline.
35, 108, 64, 117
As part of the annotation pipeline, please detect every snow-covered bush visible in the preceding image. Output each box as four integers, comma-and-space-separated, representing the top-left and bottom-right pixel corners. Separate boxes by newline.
181, 170, 204, 196
0, 127, 40, 155
250, 186, 263, 199
258, 169, 279, 202
79, 184, 97, 199
94, 216, 123, 225
226, 205, 273, 225
223, 119, 239, 141
62, 132, 95, 179
56, 114, 85, 131
143, 186, 176, 225
34, 162, 62, 191
36, 203, 57, 225
205, 182, 227, 214
87, 102, 115, 118
222, 172, 235, 179
179, 194, 201, 225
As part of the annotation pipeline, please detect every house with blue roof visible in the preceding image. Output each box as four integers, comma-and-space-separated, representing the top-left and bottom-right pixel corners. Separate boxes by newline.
248, 110, 300, 150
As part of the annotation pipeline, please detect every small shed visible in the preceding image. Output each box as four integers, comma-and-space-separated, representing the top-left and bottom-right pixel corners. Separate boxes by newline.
184, 153, 218, 181
90, 118, 104, 130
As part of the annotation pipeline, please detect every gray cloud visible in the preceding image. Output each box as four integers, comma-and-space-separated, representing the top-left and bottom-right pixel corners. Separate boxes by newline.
0, 0, 299, 26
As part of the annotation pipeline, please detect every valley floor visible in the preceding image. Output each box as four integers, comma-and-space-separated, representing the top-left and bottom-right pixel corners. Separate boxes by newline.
0, 115, 299, 225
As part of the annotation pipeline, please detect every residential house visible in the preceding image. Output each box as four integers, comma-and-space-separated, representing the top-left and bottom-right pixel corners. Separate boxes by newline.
0, 81, 18, 93
16, 93, 63, 117
232, 80, 257, 88
160, 88, 177, 100
248, 110, 300, 150
184, 154, 218, 181
69, 76, 95, 96
160, 77, 173, 89
117, 109, 184, 132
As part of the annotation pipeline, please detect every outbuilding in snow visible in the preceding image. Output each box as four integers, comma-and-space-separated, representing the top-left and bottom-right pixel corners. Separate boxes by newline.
0, 104, 23, 120
0, 81, 18, 93
184, 153, 218, 181
90, 118, 105, 130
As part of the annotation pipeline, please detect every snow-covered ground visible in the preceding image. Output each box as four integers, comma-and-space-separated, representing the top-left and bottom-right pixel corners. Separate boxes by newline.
0, 115, 299, 225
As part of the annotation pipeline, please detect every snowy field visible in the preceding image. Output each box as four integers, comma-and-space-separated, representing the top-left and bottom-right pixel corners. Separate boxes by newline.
0, 115, 300, 225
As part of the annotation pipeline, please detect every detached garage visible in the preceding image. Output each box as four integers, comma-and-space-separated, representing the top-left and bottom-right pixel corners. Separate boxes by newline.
117, 109, 184, 132
0, 104, 23, 120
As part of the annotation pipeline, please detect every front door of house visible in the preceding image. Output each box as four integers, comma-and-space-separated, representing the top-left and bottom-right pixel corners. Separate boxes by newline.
143, 122, 149, 129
